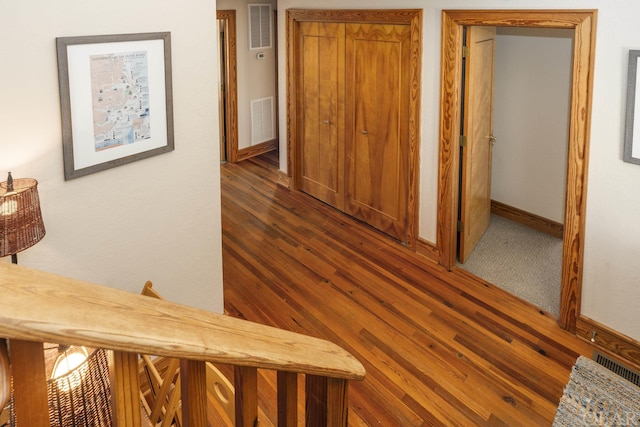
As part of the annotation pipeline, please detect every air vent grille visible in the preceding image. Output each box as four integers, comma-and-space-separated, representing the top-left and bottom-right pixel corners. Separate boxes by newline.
250, 97, 274, 145
249, 4, 271, 49
593, 350, 640, 387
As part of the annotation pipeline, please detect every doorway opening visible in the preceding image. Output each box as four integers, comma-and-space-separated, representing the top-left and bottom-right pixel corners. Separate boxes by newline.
437, 10, 597, 333
457, 26, 574, 317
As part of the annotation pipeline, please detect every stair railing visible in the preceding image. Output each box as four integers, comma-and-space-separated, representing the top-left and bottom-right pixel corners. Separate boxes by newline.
0, 263, 365, 427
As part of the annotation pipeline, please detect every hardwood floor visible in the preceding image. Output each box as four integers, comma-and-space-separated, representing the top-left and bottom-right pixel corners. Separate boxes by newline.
220, 152, 595, 426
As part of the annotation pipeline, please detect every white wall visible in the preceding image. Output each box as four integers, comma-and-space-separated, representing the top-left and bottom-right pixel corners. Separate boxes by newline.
492, 28, 573, 223
218, 0, 277, 150
1, 0, 224, 313
277, 0, 640, 341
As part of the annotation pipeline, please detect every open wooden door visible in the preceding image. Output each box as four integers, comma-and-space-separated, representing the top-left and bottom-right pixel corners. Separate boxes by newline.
459, 26, 496, 263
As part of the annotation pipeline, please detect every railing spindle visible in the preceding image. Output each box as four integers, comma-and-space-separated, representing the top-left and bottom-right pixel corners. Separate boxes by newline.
306, 375, 348, 427
0, 263, 365, 426
326, 377, 348, 426
306, 374, 327, 427
277, 371, 298, 427
9, 340, 50, 427
110, 350, 142, 427
234, 365, 258, 427
180, 359, 208, 427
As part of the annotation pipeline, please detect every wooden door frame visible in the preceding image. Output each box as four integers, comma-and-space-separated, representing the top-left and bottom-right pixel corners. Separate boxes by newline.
217, 10, 239, 163
437, 10, 597, 332
286, 8, 422, 248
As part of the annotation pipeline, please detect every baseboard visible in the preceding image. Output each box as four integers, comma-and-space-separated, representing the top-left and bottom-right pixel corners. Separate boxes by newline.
237, 139, 278, 162
491, 200, 564, 239
576, 315, 640, 370
276, 169, 291, 189
416, 238, 440, 264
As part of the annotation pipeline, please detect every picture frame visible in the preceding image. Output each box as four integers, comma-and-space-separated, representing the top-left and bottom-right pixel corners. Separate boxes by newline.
57, 32, 174, 180
624, 49, 640, 165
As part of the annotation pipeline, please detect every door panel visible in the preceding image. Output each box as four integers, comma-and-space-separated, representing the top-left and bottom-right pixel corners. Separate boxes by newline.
345, 23, 411, 242
298, 22, 345, 210
459, 26, 496, 263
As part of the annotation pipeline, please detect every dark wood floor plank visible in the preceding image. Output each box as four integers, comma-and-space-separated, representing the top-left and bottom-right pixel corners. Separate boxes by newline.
220, 152, 595, 426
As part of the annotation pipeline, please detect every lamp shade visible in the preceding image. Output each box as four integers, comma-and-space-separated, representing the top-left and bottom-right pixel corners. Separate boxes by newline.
0, 176, 46, 257
9, 345, 113, 427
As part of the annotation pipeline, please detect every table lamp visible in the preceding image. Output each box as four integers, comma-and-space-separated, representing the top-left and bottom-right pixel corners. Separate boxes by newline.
0, 172, 46, 264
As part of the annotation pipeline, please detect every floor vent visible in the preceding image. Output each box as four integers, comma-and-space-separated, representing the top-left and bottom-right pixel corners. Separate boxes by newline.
593, 350, 640, 387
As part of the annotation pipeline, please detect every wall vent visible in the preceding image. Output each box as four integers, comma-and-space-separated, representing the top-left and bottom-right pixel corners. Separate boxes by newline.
250, 97, 274, 145
593, 350, 640, 387
248, 4, 272, 49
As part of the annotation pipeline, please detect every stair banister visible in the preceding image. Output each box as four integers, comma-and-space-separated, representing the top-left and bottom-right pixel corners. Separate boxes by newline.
0, 262, 365, 426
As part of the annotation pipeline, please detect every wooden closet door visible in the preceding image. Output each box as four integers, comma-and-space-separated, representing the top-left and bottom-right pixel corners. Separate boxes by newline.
297, 22, 345, 210
345, 23, 411, 243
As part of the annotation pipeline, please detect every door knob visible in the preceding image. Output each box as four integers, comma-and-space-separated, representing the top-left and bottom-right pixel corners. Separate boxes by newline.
489, 135, 497, 145
361, 130, 368, 135
323, 120, 330, 125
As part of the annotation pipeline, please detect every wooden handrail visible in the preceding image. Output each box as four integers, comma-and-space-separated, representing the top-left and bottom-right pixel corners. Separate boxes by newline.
0, 262, 365, 426
0, 263, 364, 379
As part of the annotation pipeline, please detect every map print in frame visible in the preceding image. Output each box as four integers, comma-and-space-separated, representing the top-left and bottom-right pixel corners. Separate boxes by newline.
57, 32, 174, 180
91, 51, 151, 151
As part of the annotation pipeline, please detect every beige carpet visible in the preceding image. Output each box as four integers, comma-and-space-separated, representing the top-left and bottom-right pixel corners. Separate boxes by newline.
458, 214, 563, 316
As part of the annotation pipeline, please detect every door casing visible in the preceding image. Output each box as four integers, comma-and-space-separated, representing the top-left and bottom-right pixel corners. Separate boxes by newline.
217, 10, 239, 163
437, 10, 597, 332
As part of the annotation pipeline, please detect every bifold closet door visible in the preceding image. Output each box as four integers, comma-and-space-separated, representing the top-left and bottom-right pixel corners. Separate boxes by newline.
297, 22, 346, 211
345, 23, 411, 243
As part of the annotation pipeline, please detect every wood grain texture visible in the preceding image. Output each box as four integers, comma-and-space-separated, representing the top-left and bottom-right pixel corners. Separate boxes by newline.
558, 12, 597, 333
0, 263, 365, 381
111, 350, 142, 427
277, 371, 298, 427
234, 366, 258, 427
180, 360, 208, 427
221, 152, 597, 426
0, 340, 8, 410
459, 26, 496, 263
306, 375, 349, 426
298, 21, 345, 210
436, 10, 597, 334
287, 9, 422, 248
576, 316, 640, 368
217, 10, 239, 164
415, 237, 440, 264
491, 200, 564, 238
237, 139, 278, 162
9, 340, 50, 427
287, 8, 422, 25
436, 10, 464, 270
345, 22, 410, 242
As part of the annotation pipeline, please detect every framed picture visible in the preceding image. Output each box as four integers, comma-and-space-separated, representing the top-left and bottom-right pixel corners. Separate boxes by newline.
57, 32, 174, 180
624, 50, 640, 165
